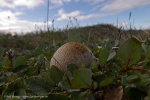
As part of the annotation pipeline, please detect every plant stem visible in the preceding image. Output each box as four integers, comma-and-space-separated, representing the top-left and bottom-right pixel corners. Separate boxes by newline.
47, 0, 49, 31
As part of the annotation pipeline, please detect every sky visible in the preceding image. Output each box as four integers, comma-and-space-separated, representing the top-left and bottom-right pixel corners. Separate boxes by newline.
0, 0, 150, 34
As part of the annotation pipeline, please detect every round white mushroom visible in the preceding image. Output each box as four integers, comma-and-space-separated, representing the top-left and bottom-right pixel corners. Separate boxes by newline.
50, 42, 97, 73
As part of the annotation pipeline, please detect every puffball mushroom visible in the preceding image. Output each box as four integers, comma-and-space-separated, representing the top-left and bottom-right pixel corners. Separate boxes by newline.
50, 42, 123, 100
50, 42, 97, 73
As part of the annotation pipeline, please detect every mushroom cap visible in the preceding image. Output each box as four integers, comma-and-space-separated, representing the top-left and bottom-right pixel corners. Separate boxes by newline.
50, 42, 97, 72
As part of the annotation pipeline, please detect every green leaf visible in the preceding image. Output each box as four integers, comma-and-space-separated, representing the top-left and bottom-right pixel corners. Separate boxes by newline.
2, 87, 16, 100
135, 74, 150, 86
117, 37, 142, 66
59, 82, 80, 93
106, 40, 115, 49
145, 85, 150, 100
25, 76, 52, 95
71, 91, 94, 100
93, 74, 107, 84
92, 81, 98, 90
36, 54, 45, 70
71, 68, 92, 88
67, 64, 78, 78
0, 62, 2, 71
0, 48, 5, 59
123, 74, 150, 87
28, 57, 37, 66
135, 78, 150, 86
146, 49, 150, 62
43, 52, 53, 61
42, 72, 55, 86
125, 87, 146, 100
40, 94, 70, 100
24, 66, 38, 77
107, 51, 116, 61
90, 60, 99, 73
99, 47, 110, 66
121, 76, 135, 87
0, 72, 13, 86
92, 47, 101, 56
68, 30, 82, 43
6, 98, 19, 100
142, 43, 147, 52
2, 56, 11, 68
126, 74, 139, 82
58, 81, 71, 92
100, 78, 113, 86
14, 88, 26, 97
50, 66, 64, 83
115, 39, 119, 46
34, 47, 42, 57
12, 65, 28, 73
13, 56, 26, 69
1, 78, 25, 100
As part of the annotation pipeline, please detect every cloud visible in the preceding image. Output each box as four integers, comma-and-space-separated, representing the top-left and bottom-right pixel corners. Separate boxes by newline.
77, 14, 103, 21
82, 0, 150, 13
0, 0, 44, 9
56, 8, 83, 21
83, 0, 104, 5
0, 10, 21, 24
0, 10, 51, 34
56, 8, 107, 21
100, 0, 150, 13
116, 21, 130, 29
50, 0, 71, 5
142, 20, 150, 24
74, 0, 80, 2
56, 8, 103, 21
49, 0, 71, 10
56, 0, 150, 22
0, 0, 72, 10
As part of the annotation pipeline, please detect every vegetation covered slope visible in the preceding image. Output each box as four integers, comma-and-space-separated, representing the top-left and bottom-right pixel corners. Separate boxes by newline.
0, 24, 150, 100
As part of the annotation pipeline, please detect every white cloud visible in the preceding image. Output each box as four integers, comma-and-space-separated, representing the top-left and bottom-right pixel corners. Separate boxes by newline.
83, 0, 104, 5
0, 0, 72, 10
49, 0, 71, 10
56, 8, 106, 21
91, 4, 102, 11
82, 0, 150, 15
0, 10, 51, 34
101, 0, 150, 13
56, 0, 150, 22
0, 10, 21, 24
115, 21, 130, 29
74, 0, 80, 2
77, 14, 103, 21
56, 8, 83, 21
0, 0, 44, 9
50, 0, 63, 5
142, 20, 150, 24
